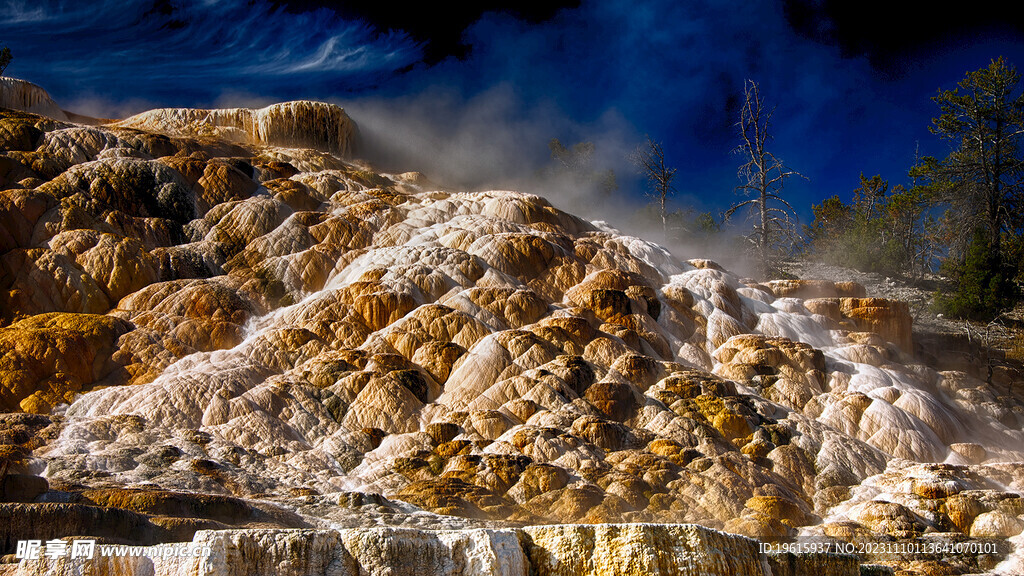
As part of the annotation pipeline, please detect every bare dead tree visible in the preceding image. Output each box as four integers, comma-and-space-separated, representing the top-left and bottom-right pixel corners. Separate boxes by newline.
962, 312, 1024, 397
725, 79, 806, 278
631, 135, 677, 240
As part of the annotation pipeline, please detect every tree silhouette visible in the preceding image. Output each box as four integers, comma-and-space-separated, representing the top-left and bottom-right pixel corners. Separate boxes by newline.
0, 45, 11, 76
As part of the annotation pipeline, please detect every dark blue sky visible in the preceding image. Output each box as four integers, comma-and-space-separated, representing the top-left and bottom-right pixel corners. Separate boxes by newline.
4, 0, 1024, 225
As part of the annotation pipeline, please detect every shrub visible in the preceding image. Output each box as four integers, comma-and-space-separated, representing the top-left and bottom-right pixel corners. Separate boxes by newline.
935, 229, 1020, 321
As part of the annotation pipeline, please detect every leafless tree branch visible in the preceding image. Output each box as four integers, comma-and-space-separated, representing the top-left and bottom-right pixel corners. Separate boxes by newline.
725, 79, 806, 278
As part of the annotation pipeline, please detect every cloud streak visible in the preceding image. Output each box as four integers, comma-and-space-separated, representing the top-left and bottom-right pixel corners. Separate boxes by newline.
0, 0, 421, 109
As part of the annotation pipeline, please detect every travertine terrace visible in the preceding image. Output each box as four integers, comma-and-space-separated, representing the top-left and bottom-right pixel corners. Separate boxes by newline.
1, 78, 1022, 575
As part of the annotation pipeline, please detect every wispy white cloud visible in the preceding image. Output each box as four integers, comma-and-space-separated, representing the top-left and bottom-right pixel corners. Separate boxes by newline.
1, 0, 48, 23
0, 0, 422, 110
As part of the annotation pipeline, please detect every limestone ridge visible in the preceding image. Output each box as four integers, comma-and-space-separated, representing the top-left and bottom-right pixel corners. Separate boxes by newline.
0, 78, 68, 121
114, 101, 359, 158
3, 523, 861, 576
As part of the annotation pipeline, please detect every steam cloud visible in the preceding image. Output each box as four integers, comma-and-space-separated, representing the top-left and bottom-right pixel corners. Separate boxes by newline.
341, 86, 757, 272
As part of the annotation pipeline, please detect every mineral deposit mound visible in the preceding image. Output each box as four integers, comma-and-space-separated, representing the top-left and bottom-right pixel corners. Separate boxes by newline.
1, 78, 1023, 575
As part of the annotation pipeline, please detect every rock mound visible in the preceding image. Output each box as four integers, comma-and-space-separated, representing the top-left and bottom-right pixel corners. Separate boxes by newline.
0, 78, 68, 121
114, 101, 357, 157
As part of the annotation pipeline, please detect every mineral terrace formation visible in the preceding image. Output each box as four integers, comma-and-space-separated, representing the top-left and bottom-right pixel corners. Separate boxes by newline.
0, 78, 1022, 575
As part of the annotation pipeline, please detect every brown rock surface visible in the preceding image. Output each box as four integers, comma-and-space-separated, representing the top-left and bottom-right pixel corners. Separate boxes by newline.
0, 313, 131, 412
838, 298, 912, 352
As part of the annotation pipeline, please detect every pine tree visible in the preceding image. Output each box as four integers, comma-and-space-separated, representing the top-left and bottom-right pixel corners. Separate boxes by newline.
926, 57, 1024, 319
929, 56, 1024, 257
